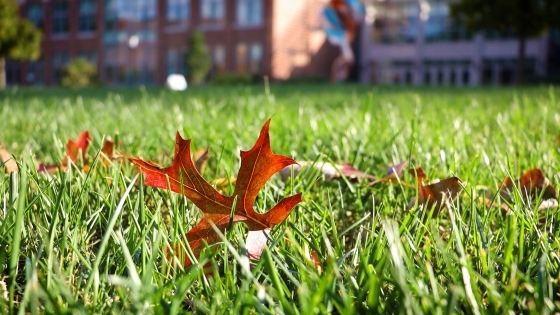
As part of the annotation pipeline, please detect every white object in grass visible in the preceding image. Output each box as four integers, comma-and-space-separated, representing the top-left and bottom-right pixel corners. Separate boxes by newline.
165, 74, 188, 91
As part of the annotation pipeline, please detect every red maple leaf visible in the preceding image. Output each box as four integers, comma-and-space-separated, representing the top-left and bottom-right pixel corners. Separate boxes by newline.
62, 131, 91, 166
126, 119, 302, 266
39, 131, 91, 173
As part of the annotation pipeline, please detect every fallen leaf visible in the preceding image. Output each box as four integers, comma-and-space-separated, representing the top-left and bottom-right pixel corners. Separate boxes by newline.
194, 148, 210, 175
39, 131, 91, 173
339, 163, 377, 181
279, 161, 338, 181
37, 163, 59, 174
126, 119, 302, 266
407, 167, 463, 217
0, 144, 18, 174
409, 166, 427, 181
100, 138, 116, 167
245, 229, 270, 260
62, 130, 91, 166
369, 161, 407, 186
307, 248, 321, 271
279, 161, 375, 182
497, 168, 558, 210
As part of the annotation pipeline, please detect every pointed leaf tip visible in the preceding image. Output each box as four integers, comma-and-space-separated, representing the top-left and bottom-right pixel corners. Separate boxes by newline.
125, 119, 302, 267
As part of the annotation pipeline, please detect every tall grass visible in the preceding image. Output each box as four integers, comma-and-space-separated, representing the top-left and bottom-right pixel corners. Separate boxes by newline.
0, 84, 559, 314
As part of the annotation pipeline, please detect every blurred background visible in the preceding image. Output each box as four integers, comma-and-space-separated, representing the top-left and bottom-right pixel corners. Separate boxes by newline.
2, 0, 559, 89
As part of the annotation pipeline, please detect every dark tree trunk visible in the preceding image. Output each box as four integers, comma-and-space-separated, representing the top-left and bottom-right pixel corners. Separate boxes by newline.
0, 57, 6, 89
515, 36, 526, 85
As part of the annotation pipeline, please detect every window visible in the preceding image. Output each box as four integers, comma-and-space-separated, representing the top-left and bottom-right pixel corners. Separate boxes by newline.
462, 70, 469, 85
424, 71, 431, 84
79, 0, 97, 32
104, 0, 158, 44
249, 43, 262, 74
167, 0, 190, 26
103, 0, 158, 85
105, 65, 117, 84
52, 52, 70, 84
5, 60, 21, 86
424, 1, 471, 42
236, 43, 247, 74
79, 51, 98, 64
27, 4, 44, 29
52, 2, 69, 35
104, 0, 118, 33
405, 71, 412, 84
214, 45, 226, 74
201, 0, 225, 25
372, 1, 418, 44
27, 57, 45, 85
236, 0, 262, 26
166, 49, 178, 75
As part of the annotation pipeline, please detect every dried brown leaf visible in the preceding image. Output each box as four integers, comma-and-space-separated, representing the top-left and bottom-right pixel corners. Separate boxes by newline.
407, 167, 464, 217
279, 161, 376, 182
497, 168, 558, 210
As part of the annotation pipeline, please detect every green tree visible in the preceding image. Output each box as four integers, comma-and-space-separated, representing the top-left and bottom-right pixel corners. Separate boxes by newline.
61, 58, 98, 89
0, 0, 42, 89
451, 0, 560, 84
186, 30, 211, 85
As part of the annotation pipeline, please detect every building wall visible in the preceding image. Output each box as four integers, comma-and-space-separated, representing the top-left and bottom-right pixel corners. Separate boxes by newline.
157, 0, 274, 84
360, 0, 549, 86
16, 0, 103, 86
11, 0, 336, 87
271, 0, 338, 80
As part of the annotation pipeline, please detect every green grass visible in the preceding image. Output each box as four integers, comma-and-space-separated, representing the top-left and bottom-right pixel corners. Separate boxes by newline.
0, 84, 559, 314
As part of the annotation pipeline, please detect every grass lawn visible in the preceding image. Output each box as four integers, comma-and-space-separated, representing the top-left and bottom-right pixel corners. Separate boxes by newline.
0, 84, 559, 314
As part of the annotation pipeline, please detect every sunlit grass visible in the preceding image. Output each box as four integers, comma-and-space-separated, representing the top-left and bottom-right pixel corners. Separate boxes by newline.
1, 84, 559, 313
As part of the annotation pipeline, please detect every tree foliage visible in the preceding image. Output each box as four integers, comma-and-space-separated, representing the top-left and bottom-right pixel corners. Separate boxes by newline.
450, 0, 559, 39
0, 0, 41, 59
61, 58, 98, 89
0, 0, 42, 88
450, 0, 560, 84
186, 30, 211, 86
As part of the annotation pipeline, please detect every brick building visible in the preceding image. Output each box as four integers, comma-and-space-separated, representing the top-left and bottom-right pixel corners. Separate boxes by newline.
7, 0, 339, 87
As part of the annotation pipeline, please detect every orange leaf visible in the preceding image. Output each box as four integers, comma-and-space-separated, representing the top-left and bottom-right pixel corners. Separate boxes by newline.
39, 131, 91, 173
100, 138, 115, 167
0, 143, 18, 174
498, 168, 558, 210
62, 131, 91, 167
407, 167, 463, 217
126, 119, 302, 266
